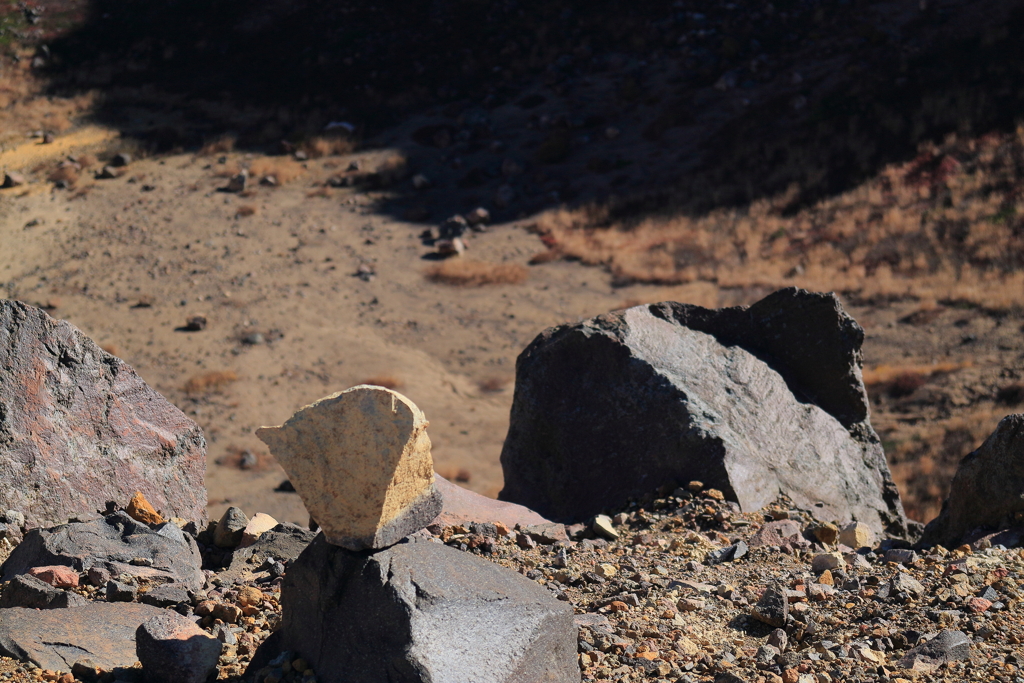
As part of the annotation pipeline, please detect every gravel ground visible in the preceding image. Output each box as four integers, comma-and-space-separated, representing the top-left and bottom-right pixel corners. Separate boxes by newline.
3, 481, 1024, 683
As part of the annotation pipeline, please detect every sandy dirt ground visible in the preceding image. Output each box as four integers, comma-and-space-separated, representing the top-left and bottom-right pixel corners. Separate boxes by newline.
3, 128, 1021, 527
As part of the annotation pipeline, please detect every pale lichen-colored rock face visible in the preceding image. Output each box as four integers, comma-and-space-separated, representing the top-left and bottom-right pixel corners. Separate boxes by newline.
256, 385, 442, 550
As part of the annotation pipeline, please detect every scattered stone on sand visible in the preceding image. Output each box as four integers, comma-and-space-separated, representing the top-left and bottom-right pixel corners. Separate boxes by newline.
110, 153, 132, 167
1, 172, 25, 188
213, 507, 249, 549
239, 513, 279, 548
126, 491, 165, 526
0, 574, 88, 609
247, 535, 577, 683
499, 288, 908, 538
0, 603, 169, 671
592, 514, 619, 540
0, 300, 207, 528
1, 511, 204, 590
136, 612, 222, 683
225, 170, 248, 192
429, 474, 550, 528
435, 236, 466, 257
256, 386, 442, 551
921, 414, 1024, 548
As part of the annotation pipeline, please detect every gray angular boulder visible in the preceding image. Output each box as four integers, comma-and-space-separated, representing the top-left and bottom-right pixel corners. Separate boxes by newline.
499, 288, 907, 538
0, 574, 88, 609
920, 414, 1024, 548
0, 300, 207, 528
136, 612, 222, 683
218, 522, 317, 585
247, 535, 579, 683
1, 512, 203, 590
0, 602, 168, 671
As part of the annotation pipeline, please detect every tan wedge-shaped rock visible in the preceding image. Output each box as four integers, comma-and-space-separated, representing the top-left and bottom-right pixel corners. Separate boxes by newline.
256, 385, 442, 551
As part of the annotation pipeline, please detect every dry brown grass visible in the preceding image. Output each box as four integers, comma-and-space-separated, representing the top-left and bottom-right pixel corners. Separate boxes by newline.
199, 136, 236, 156
884, 407, 1006, 522
360, 375, 403, 390
426, 259, 529, 286
533, 129, 1024, 309
184, 370, 239, 395
212, 160, 241, 178
437, 466, 472, 483
478, 377, 512, 393
47, 164, 79, 186
861, 361, 972, 386
302, 136, 355, 158
249, 157, 305, 185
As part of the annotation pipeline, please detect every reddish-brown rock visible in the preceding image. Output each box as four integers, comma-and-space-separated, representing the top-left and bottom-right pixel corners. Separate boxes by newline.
0, 301, 207, 528
27, 565, 78, 588
431, 474, 550, 528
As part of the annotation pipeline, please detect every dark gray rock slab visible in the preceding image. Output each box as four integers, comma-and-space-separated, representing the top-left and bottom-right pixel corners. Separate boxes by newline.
247, 535, 579, 683
0, 300, 207, 528
0, 602, 167, 672
136, 612, 222, 683
1, 512, 203, 590
218, 523, 317, 585
139, 583, 191, 608
921, 414, 1024, 548
498, 288, 908, 538
897, 630, 970, 672
0, 574, 88, 609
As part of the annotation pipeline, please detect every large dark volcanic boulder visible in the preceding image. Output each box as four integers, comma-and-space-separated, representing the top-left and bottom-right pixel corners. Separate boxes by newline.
920, 414, 1024, 548
0, 300, 207, 528
248, 535, 579, 683
1, 512, 204, 590
499, 288, 907, 538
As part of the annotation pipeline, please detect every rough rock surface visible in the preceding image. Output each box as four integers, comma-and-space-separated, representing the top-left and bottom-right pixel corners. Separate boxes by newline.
248, 535, 579, 683
214, 506, 249, 549
136, 612, 222, 683
219, 523, 317, 585
257, 386, 442, 550
0, 301, 207, 528
921, 414, 1024, 548
0, 512, 203, 590
0, 574, 88, 609
431, 474, 550, 528
0, 602, 167, 671
896, 630, 971, 672
499, 288, 907, 537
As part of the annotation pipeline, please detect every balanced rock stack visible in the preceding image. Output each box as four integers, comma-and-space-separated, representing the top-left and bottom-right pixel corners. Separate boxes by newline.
256, 386, 442, 550
251, 385, 578, 683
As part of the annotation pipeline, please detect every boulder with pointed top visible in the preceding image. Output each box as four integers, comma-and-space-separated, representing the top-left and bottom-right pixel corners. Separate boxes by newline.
921, 414, 1024, 548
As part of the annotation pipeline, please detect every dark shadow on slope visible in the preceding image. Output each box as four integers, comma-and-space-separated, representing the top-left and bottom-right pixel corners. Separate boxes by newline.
37, 0, 1024, 224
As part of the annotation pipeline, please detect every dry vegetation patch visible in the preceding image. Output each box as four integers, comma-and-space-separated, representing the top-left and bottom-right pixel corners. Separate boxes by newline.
184, 370, 239, 395
425, 259, 528, 286
534, 130, 1024, 309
